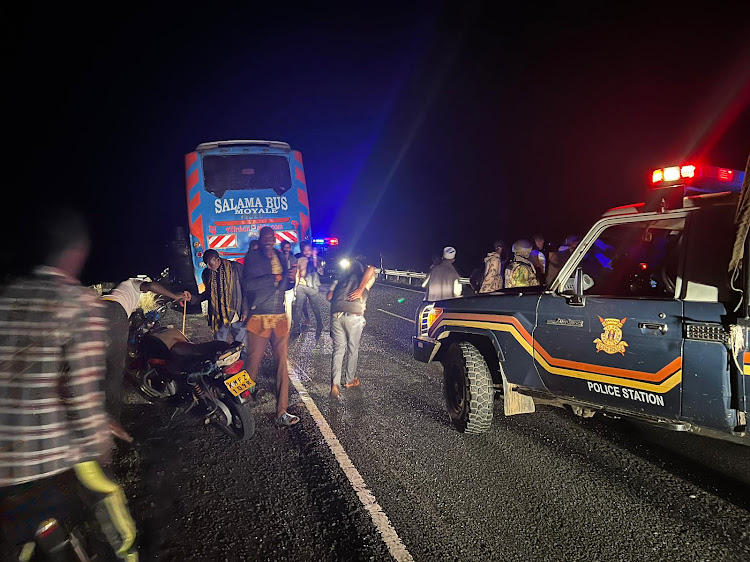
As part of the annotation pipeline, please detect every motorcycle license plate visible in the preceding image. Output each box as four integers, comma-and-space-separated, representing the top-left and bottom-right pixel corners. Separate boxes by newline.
224, 370, 255, 397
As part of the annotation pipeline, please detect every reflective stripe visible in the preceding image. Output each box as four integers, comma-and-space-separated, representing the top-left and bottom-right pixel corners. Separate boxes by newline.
74, 461, 137, 558
19, 541, 35, 562
433, 313, 682, 391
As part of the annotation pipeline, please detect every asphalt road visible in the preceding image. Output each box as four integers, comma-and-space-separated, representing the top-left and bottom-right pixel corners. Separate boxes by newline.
114, 283, 750, 561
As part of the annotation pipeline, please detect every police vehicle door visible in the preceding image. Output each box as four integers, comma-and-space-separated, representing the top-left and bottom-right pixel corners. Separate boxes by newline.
533, 215, 686, 418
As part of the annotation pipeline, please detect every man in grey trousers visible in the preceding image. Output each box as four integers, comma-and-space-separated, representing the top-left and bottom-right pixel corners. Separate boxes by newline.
326, 255, 376, 399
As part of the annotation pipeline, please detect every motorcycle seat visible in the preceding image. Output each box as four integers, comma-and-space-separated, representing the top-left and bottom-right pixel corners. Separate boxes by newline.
166, 340, 234, 373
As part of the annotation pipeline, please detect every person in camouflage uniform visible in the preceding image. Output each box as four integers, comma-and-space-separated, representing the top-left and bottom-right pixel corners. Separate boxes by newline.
504, 240, 540, 289
479, 240, 505, 293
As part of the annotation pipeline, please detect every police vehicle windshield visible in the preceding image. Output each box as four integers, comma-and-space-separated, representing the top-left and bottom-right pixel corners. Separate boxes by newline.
579, 219, 685, 298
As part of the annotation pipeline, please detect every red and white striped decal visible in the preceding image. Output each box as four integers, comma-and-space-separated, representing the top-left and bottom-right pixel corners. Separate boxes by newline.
274, 231, 299, 244
207, 234, 238, 249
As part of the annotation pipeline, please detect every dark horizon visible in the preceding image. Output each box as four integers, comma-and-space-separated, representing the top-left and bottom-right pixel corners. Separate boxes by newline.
6, 1, 750, 284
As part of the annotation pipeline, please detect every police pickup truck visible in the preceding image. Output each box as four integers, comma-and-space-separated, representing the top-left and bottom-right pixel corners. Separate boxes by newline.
413, 162, 750, 444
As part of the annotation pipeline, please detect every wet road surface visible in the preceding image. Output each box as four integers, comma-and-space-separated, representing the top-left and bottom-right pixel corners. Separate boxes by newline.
114, 283, 750, 561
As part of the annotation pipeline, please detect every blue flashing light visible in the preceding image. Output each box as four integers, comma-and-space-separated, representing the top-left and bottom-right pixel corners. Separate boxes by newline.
312, 237, 340, 246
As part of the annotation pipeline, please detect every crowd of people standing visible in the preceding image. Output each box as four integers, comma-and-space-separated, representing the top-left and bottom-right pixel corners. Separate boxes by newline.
0, 219, 376, 559
196, 227, 374, 421
424, 234, 582, 300
1, 200, 579, 560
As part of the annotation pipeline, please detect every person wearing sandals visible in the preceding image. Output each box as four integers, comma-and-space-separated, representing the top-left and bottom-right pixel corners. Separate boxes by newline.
241, 227, 300, 427
327, 254, 376, 400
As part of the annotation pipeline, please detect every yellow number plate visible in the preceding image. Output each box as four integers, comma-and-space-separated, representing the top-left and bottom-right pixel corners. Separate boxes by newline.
223, 370, 255, 397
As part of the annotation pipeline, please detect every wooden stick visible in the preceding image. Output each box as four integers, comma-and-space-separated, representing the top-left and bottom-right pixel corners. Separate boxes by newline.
182, 300, 187, 335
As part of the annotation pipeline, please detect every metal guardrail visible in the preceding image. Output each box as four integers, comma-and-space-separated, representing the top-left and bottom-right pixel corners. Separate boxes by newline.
377, 269, 471, 288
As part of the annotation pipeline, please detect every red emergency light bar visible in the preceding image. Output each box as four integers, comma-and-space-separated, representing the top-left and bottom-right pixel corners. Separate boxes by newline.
650, 164, 743, 196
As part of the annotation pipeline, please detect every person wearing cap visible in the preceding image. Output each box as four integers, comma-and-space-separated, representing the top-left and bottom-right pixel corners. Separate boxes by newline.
479, 240, 505, 293
546, 235, 581, 286
504, 240, 541, 289
423, 247, 462, 301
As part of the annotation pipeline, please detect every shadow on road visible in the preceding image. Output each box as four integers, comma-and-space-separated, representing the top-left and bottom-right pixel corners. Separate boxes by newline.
505, 404, 750, 511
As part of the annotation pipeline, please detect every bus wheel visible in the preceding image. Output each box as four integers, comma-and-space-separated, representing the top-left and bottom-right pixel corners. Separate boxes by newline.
443, 341, 493, 434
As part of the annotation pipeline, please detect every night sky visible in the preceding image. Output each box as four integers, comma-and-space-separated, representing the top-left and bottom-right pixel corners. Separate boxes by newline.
6, 1, 750, 283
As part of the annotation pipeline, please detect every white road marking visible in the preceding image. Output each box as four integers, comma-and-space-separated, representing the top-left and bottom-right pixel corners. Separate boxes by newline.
288, 364, 414, 562
375, 309, 416, 324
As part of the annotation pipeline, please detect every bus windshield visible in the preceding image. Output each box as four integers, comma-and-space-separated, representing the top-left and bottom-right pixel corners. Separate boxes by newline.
203, 154, 292, 197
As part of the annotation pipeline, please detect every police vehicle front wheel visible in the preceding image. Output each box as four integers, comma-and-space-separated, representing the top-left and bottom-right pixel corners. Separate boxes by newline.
443, 341, 493, 434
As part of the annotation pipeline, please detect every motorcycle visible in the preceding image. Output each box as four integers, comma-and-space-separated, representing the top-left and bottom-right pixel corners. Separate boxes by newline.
126, 303, 256, 440
127, 303, 169, 352
0, 517, 90, 562
25, 518, 90, 561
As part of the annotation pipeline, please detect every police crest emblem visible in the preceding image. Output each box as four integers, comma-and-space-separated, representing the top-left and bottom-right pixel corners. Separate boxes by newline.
594, 317, 628, 355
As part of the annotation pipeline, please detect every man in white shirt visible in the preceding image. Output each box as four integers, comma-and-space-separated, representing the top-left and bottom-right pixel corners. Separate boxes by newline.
279, 241, 298, 330
423, 247, 462, 301
101, 278, 190, 421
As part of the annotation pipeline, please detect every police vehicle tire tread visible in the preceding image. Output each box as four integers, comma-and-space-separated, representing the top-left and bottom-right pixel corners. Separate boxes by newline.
444, 341, 493, 434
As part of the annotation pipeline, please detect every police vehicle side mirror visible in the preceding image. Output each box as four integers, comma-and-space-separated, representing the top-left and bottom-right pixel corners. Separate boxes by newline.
569, 267, 586, 307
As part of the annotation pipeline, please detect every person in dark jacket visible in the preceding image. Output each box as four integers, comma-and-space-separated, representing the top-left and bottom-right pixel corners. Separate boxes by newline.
529, 234, 548, 284
241, 227, 299, 426
326, 255, 376, 399
194, 249, 250, 368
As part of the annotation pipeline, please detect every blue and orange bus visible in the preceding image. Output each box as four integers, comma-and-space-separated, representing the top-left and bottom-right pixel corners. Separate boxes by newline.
183, 140, 312, 293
